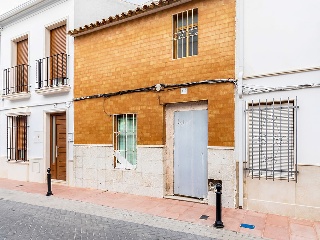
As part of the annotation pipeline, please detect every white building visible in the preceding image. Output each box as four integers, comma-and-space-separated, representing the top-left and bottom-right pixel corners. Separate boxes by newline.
236, 0, 320, 220
0, 0, 135, 185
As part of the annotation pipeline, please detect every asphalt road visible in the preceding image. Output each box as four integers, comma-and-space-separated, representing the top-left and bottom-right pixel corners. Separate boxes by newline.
0, 199, 215, 240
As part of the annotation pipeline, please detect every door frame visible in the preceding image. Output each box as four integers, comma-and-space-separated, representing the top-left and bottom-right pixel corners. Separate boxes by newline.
44, 108, 68, 183
164, 101, 208, 197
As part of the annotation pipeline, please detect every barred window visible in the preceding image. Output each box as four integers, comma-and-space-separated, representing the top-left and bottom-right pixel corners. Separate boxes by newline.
7, 115, 28, 161
113, 114, 137, 169
246, 99, 298, 181
173, 8, 198, 59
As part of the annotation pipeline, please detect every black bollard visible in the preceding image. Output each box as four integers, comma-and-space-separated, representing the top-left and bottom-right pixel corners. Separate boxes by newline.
46, 168, 53, 196
214, 183, 224, 228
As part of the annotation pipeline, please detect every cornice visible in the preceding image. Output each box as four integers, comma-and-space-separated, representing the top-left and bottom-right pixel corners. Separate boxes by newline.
0, 0, 64, 27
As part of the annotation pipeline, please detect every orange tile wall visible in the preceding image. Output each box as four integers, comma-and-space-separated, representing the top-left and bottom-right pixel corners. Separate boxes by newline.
74, 0, 235, 146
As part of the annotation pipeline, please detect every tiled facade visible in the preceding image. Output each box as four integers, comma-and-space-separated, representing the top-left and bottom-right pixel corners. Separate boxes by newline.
72, 0, 237, 205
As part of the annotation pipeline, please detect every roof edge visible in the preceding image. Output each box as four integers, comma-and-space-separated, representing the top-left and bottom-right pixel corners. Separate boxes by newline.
0, 0, 43, 22
69, 0, 192, 37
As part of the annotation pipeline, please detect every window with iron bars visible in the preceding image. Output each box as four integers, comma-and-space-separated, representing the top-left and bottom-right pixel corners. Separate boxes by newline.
113, 114, 137, 169
173, 8, 198, 59
7, 115, 28, 161
246, 98, 298, 181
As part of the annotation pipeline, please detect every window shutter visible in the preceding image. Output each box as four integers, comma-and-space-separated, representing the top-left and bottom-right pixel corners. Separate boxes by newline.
50, 25, 66, 55
50, 25, 67, 82
16, 39, 28, 92
17, 39, 28, 65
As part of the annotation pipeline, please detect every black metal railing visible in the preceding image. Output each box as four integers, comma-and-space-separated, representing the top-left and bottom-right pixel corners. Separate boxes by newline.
36, 53, 68, 89
3, 64, 29, 95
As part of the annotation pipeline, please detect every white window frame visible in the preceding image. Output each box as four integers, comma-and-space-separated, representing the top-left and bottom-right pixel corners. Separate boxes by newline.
172, 8, 198, 59
113, 113, 137, 170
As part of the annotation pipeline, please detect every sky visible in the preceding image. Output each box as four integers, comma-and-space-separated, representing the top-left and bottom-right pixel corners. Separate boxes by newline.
0, 0, 151, 15
0, 0, 29, 15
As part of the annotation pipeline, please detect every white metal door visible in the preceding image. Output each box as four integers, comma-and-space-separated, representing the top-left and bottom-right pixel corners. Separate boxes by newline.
174, 110, 208, 198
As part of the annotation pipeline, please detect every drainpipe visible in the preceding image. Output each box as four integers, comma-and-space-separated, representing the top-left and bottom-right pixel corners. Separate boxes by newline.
238, 72, 244, 209
236, 0, 244, 209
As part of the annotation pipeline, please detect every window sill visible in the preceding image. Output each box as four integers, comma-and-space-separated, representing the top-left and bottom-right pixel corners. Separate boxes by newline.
35, 85, 71, 95
2, 92, 31, 101
114, 166, 137, 171
7, 160, 29, 165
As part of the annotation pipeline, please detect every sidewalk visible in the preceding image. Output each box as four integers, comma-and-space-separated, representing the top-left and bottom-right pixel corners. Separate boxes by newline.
0, 178, 319, 240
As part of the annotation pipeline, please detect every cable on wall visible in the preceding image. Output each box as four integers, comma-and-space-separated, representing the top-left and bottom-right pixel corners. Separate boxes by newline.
73, 78, 236, 102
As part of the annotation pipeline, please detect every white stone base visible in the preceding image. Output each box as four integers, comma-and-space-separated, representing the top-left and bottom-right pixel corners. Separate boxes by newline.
244, 165, 320, 221
207, 147, 236, 208
73, 144, 164, 198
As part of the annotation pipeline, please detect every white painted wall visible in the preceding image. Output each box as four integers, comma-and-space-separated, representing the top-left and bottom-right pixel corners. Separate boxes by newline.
238, 0, 320, 166
243, 0, 320, 76
74, 0, 136, 29
236, 0, 320, 219
0, 0, 75, 182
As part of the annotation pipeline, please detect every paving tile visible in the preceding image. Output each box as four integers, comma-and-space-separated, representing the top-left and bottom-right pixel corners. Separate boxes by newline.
290, 218, 315, 227
290, 223, 317, 239
314, 221, 320, 238
263, 224, 290, 240
239, 226, 263, 237
266, 214, 289, 228
223, 208, 246, 221
223, 216, 241, 232
242, 214, 266, 231
290, 235, 316, 240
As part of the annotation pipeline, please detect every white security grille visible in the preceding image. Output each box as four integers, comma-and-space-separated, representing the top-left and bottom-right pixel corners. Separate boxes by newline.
246, 98, 298, 181
113, 114, 137, 170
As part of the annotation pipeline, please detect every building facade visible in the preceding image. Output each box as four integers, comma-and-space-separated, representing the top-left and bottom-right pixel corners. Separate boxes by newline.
70, 0, 237, 207
236, 0, 320, 220
0, 0, 75, 184
0, 0, 134, 186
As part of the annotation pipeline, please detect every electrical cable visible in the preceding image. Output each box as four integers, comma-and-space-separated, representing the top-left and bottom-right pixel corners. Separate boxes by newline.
73, 78, 236, 102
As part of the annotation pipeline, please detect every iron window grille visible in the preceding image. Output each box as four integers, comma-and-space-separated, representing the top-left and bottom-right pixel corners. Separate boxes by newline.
36, 53, 69, 89
7, 115, 28, 161
3, 64, 30, 95
173, 8, 198, 59
245, 98, 298, 181
113, 114, 137, 170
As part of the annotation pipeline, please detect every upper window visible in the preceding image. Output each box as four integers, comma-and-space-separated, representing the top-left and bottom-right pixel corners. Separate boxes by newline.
36, 24, 68, 89
246, 99, 298, 181
7, 115, 28, 161
173, 8, 198, 59
3, 37, 29, 95
113, 114, 137, 170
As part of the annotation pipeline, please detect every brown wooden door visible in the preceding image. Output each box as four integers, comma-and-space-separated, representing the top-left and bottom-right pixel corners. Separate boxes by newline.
50, 113, 66, 180
50, 25, 67, 84
16, 38, 28, 92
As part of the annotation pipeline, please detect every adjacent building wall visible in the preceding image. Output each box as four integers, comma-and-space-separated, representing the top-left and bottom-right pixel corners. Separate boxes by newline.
236, 0, 320, 220
0, 0, 75, 183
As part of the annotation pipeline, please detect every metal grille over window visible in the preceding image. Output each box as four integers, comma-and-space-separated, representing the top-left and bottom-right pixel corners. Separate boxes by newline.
113, 114, 137, 169
245, 98, 298, 181
173, 8, 198, 59
7, 115, 28, 161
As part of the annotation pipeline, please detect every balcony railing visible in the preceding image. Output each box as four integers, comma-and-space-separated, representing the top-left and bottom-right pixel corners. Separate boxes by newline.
3, 64, 29, 95
36, 53, 69, 89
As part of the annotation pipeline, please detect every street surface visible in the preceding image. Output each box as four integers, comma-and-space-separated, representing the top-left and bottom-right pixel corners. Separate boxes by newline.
0, 189, 263, 240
